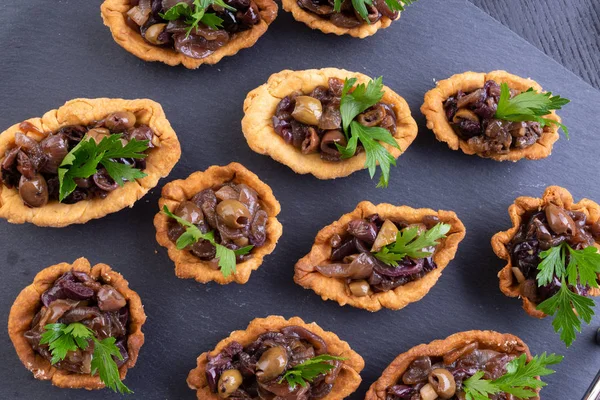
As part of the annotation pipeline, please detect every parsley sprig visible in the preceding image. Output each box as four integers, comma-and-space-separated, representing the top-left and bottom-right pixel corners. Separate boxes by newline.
463, 353, 563, 400
336, 77, 400, 188
374, 223, 450, 266
162, 205, 253, 277
535, 242, 600, 347
278, 354, 345, 390
160, 0, 236, 33
40, 322, 132, 394
495, 83, 570, 138
333, 0, 416, 24
58, 134, 148, 202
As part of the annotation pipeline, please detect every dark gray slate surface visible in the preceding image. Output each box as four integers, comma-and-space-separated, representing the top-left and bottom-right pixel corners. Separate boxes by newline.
0, 0, 599, 399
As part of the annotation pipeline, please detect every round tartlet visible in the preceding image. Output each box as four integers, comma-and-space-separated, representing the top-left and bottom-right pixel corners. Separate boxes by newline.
8, 257, 146, 390
0, 98, 181, 227
242, 68, 418, 180
154, 162, 283, 284
421, 70, 561, 161
186, 315, 364, 399
491, 186, 600, 318
100, 0, 278, 68
294, 201, 466, 312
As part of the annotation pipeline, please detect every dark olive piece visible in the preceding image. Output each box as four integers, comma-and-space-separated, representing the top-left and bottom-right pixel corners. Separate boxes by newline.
104, 111, 137, 131
19, 174, 48, 207
175, 201, 204, 225
545, 204, 576, 235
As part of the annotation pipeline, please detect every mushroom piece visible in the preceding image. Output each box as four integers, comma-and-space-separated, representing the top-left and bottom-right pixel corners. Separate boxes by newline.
371, 219, 399, 252
104, 111, 137, 131
420, 383, 439, 400
86, 127, 111, 144
97, 285, 127, 312
348, 280, 370, 297
292, 96, 323, 126
428, 368, 456, 399
357, 104, 386, 127
452, 109, 480, 124
144, 23, 168, 45
218, 369, 243, 398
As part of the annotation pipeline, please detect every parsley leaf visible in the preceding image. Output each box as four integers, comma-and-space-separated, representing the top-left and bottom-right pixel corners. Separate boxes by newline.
278, 355, 345, 390
162, 205, 253, 277
374, 223, 450, 266
91, 336, 132, 394
333, 0, 416, 23
495, 83, 570, 138
463, 353, 563, 400
160, 0, 233, 35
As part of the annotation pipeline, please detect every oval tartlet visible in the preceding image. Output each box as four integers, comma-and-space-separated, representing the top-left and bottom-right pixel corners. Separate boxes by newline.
186, 315, 364, 399
294, 201, 466, 312
491, 186, 600, 318
365, 330, 533, 399
281, 0, 399, 38
242, 68, 418, 180
154, 162, 282, 284
8, 257, 146, 390
421, 70, 561, 161
0, 98, 181, 227
100, 0, 278, 69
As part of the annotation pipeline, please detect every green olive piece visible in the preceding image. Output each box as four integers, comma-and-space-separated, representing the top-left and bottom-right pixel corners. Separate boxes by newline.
348, 280, 370, 297
371, 219, 399, 252
292, 96, 323, 126
216, 199, 251, 229
86, 127, 110, 144
256, 346, 288, 382
175, 201, 204, 225
428, 368, 456, 399
145, 23, 167, 45
217, 369, 243, 398
419, 383, 439, 400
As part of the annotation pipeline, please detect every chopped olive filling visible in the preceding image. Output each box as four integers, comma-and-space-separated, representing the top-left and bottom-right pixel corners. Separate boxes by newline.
387, 342, 518, 400
127, 0, 261, 60
25, 271, 130, 374
509, 204, 600, 303
0, 113, 155, 207
206, 326, 342, 398
296, 0, 399, 29
273, 78, 397, 161
167, 181, 267, 263
316, 214, 440, 294
443, 80, 543, 155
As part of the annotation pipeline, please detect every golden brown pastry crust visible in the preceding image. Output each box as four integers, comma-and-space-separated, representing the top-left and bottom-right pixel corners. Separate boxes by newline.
281, 0, 399, 38
101, 0, 278, 68
187, 315, 364, 399
491, 186, 600, 318
365, 330, 533, 400
0, 98, 181, 227
154, 162, 283, 285
421, 70, 561, 161
8, 257, 146, 390
294, 201, 466, 312
242, 68, 418, 180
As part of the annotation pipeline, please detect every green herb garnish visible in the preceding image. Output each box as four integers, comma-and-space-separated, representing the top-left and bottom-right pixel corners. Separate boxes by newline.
40, 322, 132, 394
333, 0, 416, 24
336, 77, 401, 188
162, 205, 252, 277
58, 134, 148, 202
278, 354, 345, 390
463, 353, 562, 400
374, 223, 450, 266
495, 83, 570, 138
160, 0, 235, 34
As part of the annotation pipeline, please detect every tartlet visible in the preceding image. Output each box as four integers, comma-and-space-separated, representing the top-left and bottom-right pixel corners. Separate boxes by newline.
294, 201, 466, 311
0, 98, 181, 227
8, 257, 146, 390
421, 70, 562, 161
365, 330, 533, 400
242, 68, 418, 180
101, 0, 278, 68
491, 186, 600, 318
154, 162, 282, 284
187, 315, 364, 399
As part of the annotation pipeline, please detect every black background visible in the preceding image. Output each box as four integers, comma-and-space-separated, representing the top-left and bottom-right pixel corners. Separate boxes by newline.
0, 0, 599, 399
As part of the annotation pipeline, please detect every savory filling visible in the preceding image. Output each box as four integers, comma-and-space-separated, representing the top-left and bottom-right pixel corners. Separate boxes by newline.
316, 214, 448, 295
273, 78, 397, 162
296, 0, 399, 29
443, 80, 543, 155
205, 326, 343, 398
0, 112, 154, 207
127, 0, 262, 59
386, 343, 518, 400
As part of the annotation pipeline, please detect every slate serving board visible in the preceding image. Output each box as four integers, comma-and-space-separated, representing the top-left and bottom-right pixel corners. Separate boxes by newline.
0, 0, 599, 399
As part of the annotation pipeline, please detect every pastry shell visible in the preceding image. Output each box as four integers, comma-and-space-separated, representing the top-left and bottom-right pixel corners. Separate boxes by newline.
154, 162, 283, 285
281, 0, 399, 38
491, 186, 600, 318
187, 315, 364, 399
421, 70, 561, 161
0, 98, 181, 227
294, 201, 466, 312
8, 257, 146, 390
365, 330, 533, 399
242, 68, 418, 180
101, 0, 278, 68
